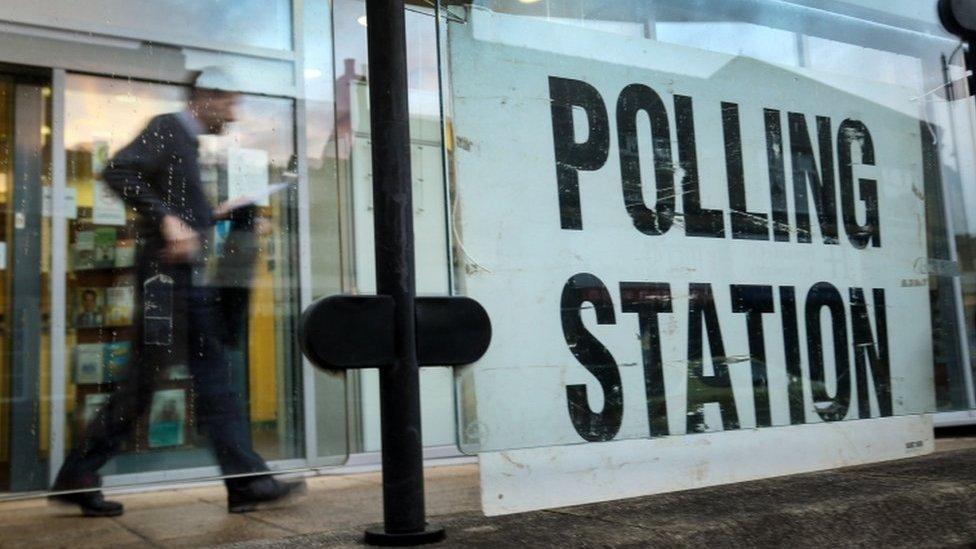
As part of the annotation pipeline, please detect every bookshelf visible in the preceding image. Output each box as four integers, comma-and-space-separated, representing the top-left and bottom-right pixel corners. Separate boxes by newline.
66, 146, 197, 453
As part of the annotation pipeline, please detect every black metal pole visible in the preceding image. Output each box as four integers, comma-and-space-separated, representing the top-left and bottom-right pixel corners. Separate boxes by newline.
363, 0, 445, 544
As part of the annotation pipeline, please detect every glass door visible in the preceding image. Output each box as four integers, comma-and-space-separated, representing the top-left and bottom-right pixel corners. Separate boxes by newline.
0, 68, 52, 492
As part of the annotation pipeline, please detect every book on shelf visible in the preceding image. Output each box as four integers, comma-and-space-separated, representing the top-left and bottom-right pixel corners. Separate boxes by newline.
73, 341, 130, 384
93, 227, 117, 269
74, 343, 104, 384
72, 287, 105, 328
103, 342, 131, 382
73, 230, 95, 271
115, 239, 136, 268
148, 388, 186, 449
91, 140, 109, 179
82, 393, 110, 427
105, 285, 135, 326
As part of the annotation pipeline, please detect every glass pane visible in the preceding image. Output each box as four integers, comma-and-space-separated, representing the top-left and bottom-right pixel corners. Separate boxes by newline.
1, 0, 292, 52
443, 0, 965, 453
0, 2, 350, 506
304, 0, 350, 465
333, 0, 458, 453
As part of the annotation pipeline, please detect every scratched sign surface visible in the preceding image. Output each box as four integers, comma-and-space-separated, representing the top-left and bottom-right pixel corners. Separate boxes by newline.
448, 9, 936, 453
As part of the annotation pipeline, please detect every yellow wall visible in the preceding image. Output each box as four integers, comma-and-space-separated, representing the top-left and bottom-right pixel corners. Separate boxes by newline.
248, 248, 278, 423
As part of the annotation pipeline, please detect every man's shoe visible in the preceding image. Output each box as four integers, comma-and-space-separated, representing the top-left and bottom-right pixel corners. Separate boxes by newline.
227, 476, 306, 514
49, 490, 124, 517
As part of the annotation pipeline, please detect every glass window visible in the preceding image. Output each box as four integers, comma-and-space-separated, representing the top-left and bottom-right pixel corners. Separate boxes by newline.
442, 0, 973, 453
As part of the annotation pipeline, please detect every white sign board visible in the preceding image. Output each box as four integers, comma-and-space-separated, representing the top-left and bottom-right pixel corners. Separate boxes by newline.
227, 148, 271, 207
447, 10, 936, 513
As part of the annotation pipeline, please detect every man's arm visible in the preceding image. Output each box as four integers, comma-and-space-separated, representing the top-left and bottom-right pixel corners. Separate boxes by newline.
102, 116, 199, 263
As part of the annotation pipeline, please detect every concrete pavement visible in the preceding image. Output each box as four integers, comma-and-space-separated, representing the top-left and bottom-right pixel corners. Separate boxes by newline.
229, 436, 976, 548
0, 461, 479, 547
1, 435, 975, 547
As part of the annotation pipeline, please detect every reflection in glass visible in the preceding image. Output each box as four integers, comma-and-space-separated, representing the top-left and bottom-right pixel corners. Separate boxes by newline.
49, 74, 303, 493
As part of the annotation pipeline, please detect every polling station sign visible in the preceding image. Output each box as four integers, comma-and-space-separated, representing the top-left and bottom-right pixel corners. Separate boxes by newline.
446, 8, 936, 510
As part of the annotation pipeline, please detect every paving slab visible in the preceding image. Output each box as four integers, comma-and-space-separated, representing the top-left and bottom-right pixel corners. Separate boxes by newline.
0, 510, 146, 549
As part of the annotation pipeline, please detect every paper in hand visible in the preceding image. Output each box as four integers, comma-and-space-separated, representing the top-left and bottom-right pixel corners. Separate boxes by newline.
247, 182, 291, 205
225, 182, 292, 212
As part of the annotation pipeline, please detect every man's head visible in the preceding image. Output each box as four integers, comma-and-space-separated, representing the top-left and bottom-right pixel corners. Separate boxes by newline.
188, 67, 240, 135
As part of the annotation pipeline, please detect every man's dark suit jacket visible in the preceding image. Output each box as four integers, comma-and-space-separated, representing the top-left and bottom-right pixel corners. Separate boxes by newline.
102, 113, 214, 256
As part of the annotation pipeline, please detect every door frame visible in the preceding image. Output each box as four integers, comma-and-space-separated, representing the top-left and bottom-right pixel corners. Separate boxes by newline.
3, 66, 52, 491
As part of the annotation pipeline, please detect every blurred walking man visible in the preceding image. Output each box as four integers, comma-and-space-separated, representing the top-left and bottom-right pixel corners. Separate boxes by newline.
50, 68, 304, 517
